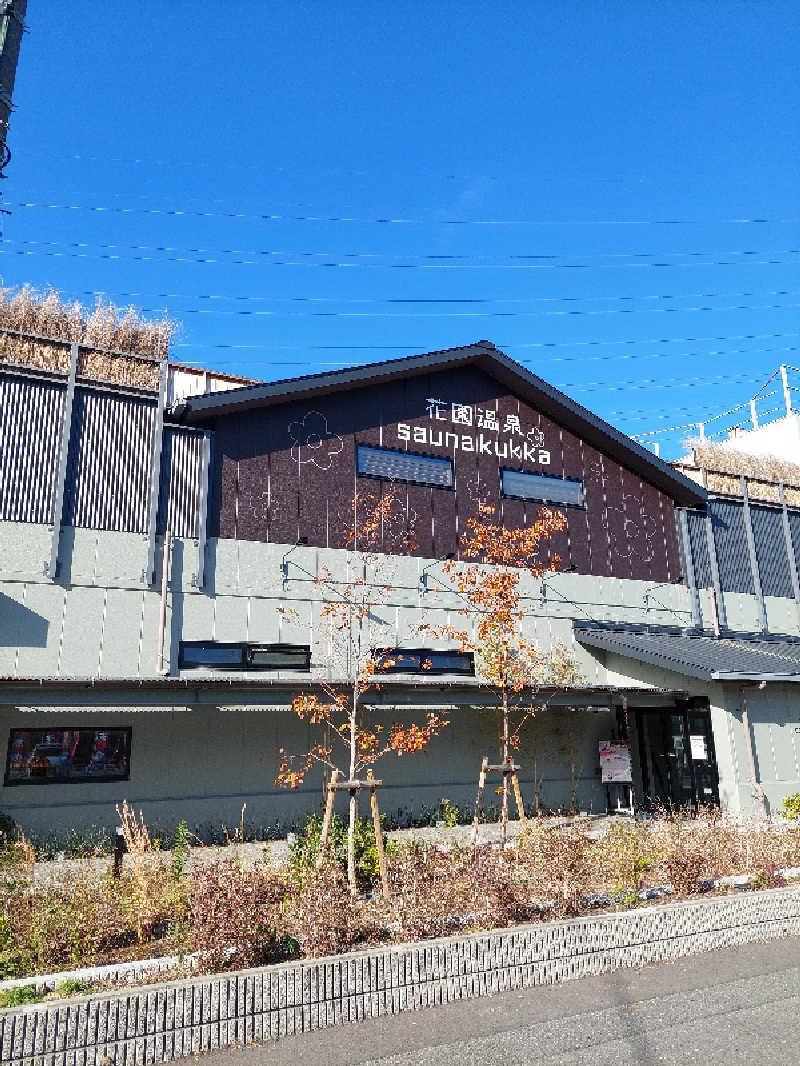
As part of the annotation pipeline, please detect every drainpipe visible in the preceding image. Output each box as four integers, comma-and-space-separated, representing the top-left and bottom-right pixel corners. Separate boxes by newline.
156, 531, 172, 675
739, 684, 768, 817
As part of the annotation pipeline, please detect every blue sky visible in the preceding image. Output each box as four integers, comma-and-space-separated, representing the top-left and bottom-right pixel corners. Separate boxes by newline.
3, 1, 799, 456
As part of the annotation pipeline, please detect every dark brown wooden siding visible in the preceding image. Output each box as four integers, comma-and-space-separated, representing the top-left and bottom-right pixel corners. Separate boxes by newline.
207, 366, 682, 582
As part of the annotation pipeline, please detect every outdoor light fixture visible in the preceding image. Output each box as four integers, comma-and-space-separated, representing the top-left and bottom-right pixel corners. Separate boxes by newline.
420, 554, 454, 593
280, 538, 310, 583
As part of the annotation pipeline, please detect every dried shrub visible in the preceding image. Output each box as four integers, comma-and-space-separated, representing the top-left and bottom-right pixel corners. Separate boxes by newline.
385, 844, 526, 939
0, 285, 177, 389
2, 870, 132, 978
190, 861, 286, 972
116, 801, 163, 944
284, 864, 387, 957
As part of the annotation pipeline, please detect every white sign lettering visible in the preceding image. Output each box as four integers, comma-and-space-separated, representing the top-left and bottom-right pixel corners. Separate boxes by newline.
398, 422, 550, 464
403, 401, 549, 466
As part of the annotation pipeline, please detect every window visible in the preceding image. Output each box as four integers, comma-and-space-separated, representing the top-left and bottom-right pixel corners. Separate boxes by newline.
501, 468, 585, 507
357, 444, 453, 488
5, 727, 131, 787
372, 648, 475, 675
179, 642, 311, 671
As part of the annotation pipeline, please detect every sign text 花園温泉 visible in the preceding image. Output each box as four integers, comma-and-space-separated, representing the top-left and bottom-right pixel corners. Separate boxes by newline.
397, 399, 550, 465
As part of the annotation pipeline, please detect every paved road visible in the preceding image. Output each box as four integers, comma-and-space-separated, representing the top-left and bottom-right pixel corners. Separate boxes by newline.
198, 937, 800, 1066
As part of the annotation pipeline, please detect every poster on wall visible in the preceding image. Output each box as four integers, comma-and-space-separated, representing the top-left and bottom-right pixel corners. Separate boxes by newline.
689, 734, 708, 761
4, 727, 131, 786
599, 740, 632, 783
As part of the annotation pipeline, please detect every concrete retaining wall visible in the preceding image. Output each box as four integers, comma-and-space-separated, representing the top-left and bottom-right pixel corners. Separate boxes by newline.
3, 885, 800, 1066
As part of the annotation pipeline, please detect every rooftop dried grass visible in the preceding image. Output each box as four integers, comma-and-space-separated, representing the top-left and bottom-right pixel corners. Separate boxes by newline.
0, 286, 177, 389
676, 438, 800, 505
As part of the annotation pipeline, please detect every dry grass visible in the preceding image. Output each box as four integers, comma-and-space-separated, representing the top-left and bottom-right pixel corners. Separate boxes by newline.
0, 286, 177, 389
3, 812, 799, 980
675, 438, 800, 505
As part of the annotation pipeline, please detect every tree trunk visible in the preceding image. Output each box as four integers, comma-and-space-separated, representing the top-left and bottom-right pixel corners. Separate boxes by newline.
347, 692, 358, 895
501, 687, 509, 847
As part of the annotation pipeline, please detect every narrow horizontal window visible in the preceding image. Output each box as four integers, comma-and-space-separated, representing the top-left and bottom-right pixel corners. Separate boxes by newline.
180, 643, 245, 667
5, 727, 132, 787
357, 444, 453, 488
179, 642, 311, 671
501, 468, 585, 507
373, 648, 475, 675
248, 645, 312, 670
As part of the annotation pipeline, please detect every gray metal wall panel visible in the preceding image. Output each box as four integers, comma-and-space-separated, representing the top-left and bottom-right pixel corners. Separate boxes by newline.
0, 376, 64, 523
157, 428, 203, 539
709, 499, 754, 595
686, 510, 712, 588
63, 389, 155, 533
751, 505, 794, 598
789, 510, 800, 571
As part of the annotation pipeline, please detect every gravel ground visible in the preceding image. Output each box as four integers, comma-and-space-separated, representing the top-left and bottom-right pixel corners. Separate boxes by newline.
30, 814, 617, 887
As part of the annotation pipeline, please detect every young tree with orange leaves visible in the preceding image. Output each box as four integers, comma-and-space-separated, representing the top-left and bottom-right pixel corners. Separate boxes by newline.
422, 503, 581, 843
277, 489, 449, 894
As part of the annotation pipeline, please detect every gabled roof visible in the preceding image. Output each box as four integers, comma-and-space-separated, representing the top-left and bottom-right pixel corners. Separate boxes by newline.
574, 622, 800, 682
173, 340, 706, 507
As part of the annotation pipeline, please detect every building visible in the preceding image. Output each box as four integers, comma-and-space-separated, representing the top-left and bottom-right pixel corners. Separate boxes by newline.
1, 334, 799, 838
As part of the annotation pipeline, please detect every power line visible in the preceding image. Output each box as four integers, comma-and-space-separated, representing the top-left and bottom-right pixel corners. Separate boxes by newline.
172, 331, 800, 353
7, 235, 800, 264
71, 285, 800, 309
175, 343, 799, 371
3, 243, 799, 272
136, 300, 800, 320
7, 200, 800, 227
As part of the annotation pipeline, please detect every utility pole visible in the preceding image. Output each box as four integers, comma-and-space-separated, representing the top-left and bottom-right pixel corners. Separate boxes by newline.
0, 1, 27, 176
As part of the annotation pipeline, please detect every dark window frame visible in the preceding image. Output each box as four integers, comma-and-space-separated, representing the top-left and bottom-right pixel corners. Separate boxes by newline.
500, 467, 585, 509
356, 443, 455, 490
178, 641, 312, 672
372, 647, 475, 676
4, 726, 132, 788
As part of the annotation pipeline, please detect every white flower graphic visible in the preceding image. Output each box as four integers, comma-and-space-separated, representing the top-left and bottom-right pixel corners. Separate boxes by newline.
288, 410, 344, 471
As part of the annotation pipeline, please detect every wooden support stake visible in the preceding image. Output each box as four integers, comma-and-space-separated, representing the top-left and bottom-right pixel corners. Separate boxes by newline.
367, 771, 389, 901
471, 756, 489, 848
316, 768, 340, 870
511, 772, 528, 831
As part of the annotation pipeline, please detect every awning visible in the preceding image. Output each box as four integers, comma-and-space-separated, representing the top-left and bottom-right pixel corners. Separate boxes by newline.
574, 624, 800, 683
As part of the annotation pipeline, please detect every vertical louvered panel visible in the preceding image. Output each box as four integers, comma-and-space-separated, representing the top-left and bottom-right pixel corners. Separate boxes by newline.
0, 375, 65, 522
63, 389, 156, 532
709, 498, 754, 594
787, 510, 800, 573
750, 505, 793, 598
686, 510, 712, 588
157, 428, 204, 538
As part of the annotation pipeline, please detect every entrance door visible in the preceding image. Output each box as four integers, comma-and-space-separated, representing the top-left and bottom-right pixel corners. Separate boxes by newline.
635, 703, 719, 811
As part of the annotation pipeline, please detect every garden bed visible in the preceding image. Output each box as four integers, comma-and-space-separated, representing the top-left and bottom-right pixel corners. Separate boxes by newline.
3, 884, 800, 1066
2, 810, 799, 998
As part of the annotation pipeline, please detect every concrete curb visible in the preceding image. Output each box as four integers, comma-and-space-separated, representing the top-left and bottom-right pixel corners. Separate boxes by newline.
3, 884, 800, 1066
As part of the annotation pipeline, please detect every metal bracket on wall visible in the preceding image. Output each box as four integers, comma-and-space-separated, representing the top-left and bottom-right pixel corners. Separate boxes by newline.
191, 431, 212, 589
740, 475, 768, 634
677, 508, 702, 629
142, 359, 168, 586
43, 342, 78, 579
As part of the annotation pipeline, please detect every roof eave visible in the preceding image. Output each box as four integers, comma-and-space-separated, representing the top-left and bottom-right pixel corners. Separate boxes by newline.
711, 671, 800, 682
175, 340, 706, 508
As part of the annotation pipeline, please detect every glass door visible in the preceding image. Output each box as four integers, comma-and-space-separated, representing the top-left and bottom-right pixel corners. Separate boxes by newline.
636, 704, 719, 811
